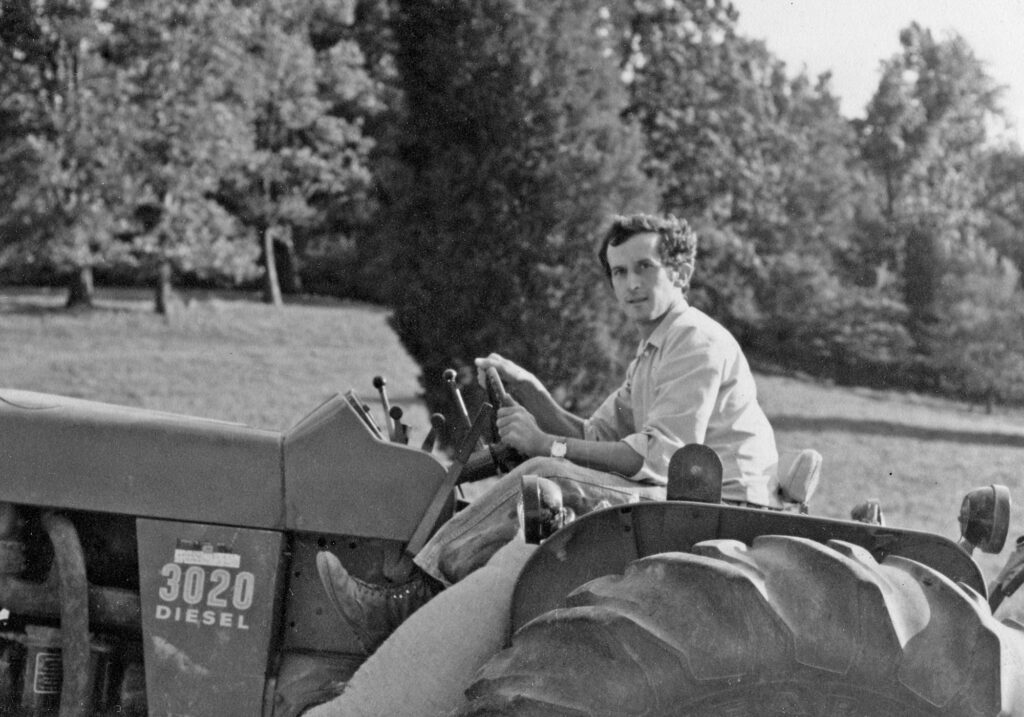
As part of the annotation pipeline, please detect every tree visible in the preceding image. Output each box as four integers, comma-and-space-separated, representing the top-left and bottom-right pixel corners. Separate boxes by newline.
0, 0, 125, 307
860, 24, 1002, 340
931, 239, 1024, 408
383, 0, 656, 422
623, 0, 879, 361
858, 23, 1011, 397
756, 251, 913, 385
214, 0, 374, 306
100, 0, 255, 313
978, 146, 1024, 284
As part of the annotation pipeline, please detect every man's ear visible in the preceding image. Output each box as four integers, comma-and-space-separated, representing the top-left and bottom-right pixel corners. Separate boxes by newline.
675, 261, 695, 288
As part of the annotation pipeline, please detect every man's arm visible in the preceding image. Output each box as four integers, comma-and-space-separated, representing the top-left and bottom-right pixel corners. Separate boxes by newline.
475, 354, 585, 438
477, 353, 643, 476
495, 403, 644, 477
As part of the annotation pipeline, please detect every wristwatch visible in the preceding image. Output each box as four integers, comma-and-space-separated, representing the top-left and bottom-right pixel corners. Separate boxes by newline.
549, 438, 568, 459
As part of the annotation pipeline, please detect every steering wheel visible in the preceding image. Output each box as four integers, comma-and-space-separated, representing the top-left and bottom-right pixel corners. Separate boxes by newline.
457, 368, 528, 483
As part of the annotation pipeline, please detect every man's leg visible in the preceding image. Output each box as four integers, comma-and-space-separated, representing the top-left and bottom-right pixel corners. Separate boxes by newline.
413, 469, 525, 586
318, 458, 663, 655
316, 468, 529, 657
414, 457, 665, 585
307, 539, 537, 717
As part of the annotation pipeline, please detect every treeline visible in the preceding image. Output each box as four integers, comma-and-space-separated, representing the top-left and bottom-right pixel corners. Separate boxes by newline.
2, 1, 1024, 413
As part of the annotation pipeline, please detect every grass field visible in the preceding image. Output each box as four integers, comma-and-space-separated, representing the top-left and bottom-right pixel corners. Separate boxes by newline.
5, 286, 1024, 612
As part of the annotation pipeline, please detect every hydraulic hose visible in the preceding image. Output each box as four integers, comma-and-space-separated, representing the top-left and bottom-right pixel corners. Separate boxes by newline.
41, 512, 91, 717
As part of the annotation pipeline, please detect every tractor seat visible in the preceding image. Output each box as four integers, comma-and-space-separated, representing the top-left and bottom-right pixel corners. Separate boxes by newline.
776, 449, 823, 513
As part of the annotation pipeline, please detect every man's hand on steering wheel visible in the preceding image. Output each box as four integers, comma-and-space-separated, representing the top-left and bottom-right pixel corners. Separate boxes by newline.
475, 354, 541, 395
495, 403, 552, 458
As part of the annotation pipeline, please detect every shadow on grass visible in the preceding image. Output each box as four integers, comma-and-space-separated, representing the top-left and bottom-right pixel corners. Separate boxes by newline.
1, 286, 381, 311
771, 414, 1024, 448
0, 301, 143, 317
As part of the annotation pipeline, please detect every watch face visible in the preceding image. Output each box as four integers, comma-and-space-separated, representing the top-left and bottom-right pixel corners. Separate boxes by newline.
551, 440, 567, 458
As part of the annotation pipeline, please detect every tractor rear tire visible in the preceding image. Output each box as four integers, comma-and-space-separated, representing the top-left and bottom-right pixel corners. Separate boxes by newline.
459, 535, 1024, 716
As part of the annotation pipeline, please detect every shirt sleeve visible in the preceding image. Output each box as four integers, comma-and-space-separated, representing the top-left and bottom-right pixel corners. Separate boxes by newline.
627, 332, 725, 485
583, 376, 635, 443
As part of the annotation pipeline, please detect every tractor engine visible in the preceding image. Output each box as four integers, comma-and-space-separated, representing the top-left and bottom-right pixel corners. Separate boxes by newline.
0, 387, 450, 716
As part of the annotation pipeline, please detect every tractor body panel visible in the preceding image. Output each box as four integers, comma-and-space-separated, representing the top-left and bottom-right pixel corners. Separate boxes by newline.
0, 388, 453, 714
282, 394, 447, 540
511, 501, 986, 634
0, 389, 448, 541
136, 518, 286, 717
0, 390, 283, 527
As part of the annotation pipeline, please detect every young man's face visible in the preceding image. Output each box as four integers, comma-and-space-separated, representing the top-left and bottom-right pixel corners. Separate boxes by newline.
606, 231, 688, 335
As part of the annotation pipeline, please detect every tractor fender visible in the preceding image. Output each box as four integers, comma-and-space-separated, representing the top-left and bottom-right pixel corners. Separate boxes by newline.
509, 501, 986, 636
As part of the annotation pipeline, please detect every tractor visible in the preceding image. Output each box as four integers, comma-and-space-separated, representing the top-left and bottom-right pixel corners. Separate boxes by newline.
1, 371, 1023, 716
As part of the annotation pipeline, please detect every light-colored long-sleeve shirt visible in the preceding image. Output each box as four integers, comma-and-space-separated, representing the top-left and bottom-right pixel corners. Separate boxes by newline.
583, 297, 778, 505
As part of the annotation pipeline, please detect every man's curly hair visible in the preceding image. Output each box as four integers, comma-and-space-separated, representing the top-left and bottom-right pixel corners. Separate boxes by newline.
598, 214, 698, 286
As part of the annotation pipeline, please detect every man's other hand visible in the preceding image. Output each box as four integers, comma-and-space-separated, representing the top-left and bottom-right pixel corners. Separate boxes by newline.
475, 354, 539, 392
496, 404, 550, 457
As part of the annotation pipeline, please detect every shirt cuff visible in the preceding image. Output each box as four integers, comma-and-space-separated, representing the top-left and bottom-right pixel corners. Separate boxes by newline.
620, 432, 648, 459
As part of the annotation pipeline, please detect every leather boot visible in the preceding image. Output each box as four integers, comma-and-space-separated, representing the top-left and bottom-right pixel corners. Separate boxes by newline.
316, 551, 442, 655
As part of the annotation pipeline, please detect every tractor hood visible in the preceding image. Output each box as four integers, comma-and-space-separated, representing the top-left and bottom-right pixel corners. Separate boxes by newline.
0, 389, 446, 540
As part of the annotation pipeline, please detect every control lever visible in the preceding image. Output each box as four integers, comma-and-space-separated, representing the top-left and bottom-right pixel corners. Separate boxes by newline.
443, 369, 472, 431
989, 535, 1024, 612
444, 367, 483, 450
389, 406, 409, 445
406, 402, 494, 556
421, 413, 446, 452
373, 375, 397, 441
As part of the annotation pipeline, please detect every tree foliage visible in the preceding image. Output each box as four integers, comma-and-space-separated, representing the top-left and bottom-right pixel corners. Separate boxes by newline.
1, 0, 378, 310
0, 0, 127, 305
978, 148, 1024, 282
2, 2, 1023, 407
382, 0, 656, 418
211, 0, 375, 305
99, 0, 257, 311
623, 0, 898, 381
857, 23, 1024, 400
931, 241, 1024, 406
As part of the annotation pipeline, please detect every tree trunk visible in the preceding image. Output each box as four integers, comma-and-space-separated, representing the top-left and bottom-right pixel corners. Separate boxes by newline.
275, 238, 302, 295
154, 259, 175, 315
65, 266, 95, 309
260, 226, 283, 306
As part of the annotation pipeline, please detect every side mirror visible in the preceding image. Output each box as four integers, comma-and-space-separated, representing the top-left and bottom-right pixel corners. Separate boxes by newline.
958, 484, 1011, 554
521, 475, 571, 544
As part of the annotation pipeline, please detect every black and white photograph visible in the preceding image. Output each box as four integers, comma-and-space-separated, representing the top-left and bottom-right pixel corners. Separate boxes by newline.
2, 1, 1024, 714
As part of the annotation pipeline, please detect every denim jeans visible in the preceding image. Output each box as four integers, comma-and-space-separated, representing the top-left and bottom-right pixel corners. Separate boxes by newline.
413, 457, 665, 585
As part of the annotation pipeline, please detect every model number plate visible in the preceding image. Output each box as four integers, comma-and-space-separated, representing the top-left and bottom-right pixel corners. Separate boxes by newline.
154, 563, 256, 629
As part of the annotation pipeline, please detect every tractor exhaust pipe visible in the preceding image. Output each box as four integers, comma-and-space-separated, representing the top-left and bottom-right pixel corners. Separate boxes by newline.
41, 512, 91, 717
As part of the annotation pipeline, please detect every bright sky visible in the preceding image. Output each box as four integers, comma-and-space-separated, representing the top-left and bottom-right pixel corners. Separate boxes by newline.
731, 0, 1024, 143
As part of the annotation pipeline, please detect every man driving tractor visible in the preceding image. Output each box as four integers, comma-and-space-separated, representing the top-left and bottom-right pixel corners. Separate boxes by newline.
318, 212, 779, 651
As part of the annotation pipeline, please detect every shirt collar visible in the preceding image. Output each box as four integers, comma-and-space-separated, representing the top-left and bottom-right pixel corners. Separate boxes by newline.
636, 295, 690, 357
